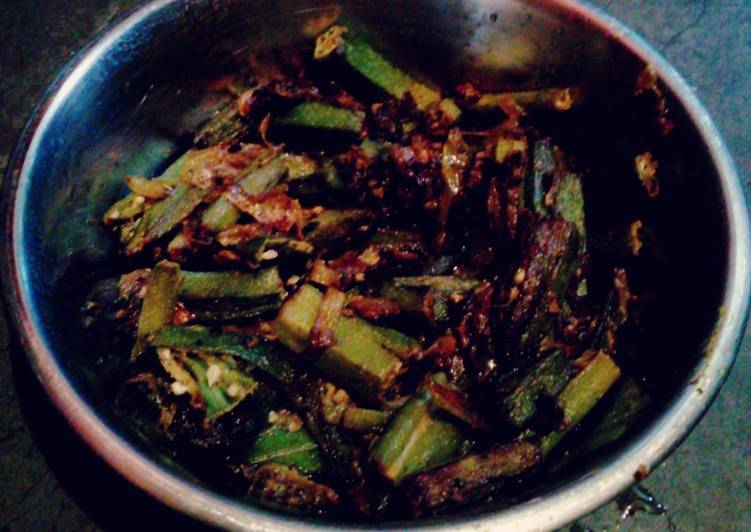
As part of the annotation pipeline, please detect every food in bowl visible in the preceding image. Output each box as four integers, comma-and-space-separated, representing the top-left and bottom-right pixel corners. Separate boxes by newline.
82, 22, 670, 519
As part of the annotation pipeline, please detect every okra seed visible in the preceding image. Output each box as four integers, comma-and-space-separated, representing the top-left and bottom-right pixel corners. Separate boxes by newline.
171, 381, 189, 395
332, 389, 349, 404
207, 364, 222, 386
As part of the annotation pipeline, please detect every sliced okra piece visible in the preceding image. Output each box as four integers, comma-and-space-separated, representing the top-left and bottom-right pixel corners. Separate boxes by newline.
371, 382, 468, 485
407, 440, 541, 515
499, 348, 575, 428
148, 325, 297, 385
247, 424, 323, 475
314, 25, 448, 112
471, 86, 583, 113
540, 351, 622, 454
179, 268, 283, 300
132, 260, 182, 359
277, 102, 365, 133
304, 209, 375, 249
104, 151, 191, 225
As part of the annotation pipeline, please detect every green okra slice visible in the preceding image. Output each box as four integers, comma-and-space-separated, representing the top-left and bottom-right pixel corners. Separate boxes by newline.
273, 285, 407, 403
187, 301, 282, 323
201, 155, 287, 232
178, 268, 285, 322
148, 325, 297, 385
540, 351, 622, 454
193, 96, 249, 148
179, 268, 283, 300
277, 102, 365, 133
120, 267, 284, 322
133, 260, 182, 359
314, 25, 443, 111
104, 151, 191, 225
368, 325, 419, 362
578, 378, 650, 454
470, 86, 583, 113
247, 425, 323, 475
304, 209, 376, 249
314, 317, 404, 402
378, 282, 424, 313
180, 351, 258, 419
125, 183, 209, 255
500, 348, 575, 428
340, 406, 391, 432
273, 284, 322, 354
371, 386, 467, 485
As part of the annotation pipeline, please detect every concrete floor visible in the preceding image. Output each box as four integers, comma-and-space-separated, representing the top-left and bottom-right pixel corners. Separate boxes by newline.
0, 1, 748, 530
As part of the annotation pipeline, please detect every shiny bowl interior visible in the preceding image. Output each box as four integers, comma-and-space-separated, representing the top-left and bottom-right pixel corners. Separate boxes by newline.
2, 0, 749, 530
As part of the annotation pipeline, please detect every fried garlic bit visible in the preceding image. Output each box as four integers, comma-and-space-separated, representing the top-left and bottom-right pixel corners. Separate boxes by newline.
314, 25, 346, 60
629, 220, 644, 256
635, 151, 659, 198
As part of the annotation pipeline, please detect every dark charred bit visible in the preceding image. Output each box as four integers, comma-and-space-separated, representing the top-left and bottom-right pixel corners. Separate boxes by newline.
487, 177, 507, 244
348, 296, 401, 320
248, 464, 340, 515
368, 98, 417, 143
502, 218, 579, 360
454, 82, 483, 106
337, 144, 375, 193
461, 282, 497, 380
406, 440, 541, 515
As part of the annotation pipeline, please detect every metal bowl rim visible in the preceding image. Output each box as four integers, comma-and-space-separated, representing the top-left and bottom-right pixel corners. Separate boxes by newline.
2, 0, 749, 530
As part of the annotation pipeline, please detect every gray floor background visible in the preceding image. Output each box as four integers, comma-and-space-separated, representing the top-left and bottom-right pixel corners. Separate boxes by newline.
0, 1, 748, 530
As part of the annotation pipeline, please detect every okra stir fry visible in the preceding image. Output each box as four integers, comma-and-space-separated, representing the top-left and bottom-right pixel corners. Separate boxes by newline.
85, 24, 665, 518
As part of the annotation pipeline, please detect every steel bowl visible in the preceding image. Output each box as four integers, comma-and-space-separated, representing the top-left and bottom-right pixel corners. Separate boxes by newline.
2, 0, 749, 530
